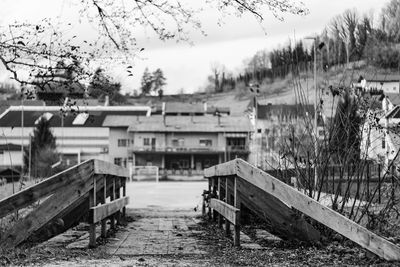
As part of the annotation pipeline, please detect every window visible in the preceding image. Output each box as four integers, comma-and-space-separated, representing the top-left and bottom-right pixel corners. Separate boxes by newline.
257, 128, 262, 133
114, 157, 122, 166
72, 112, 89, 125
172, 138, 184, 146
199, 139, 212, 147
178, 138, 184, 147
382, 138, 386, 149
143, 138, 150, 146
118, 139, 128, 147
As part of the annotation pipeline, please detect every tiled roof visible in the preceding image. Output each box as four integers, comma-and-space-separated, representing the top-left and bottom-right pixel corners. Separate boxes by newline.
0, 106, 150, 128
125, 115, 252, 133
257, 103, 315, 119
365, 74, 400, 82
165, 102, 205, 114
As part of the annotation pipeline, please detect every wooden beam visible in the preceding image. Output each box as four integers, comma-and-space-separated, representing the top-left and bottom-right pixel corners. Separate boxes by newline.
89, 196, 130, 224
209, 198, 239, 225
225, 178, 230, 237
0, 160, 94, 219
233, 177, 240, 247
236, 177, 320, 242
234, 159, 400, 261
0, 173, 95, 248
93, 160, 129, 178
204, 160, 236, 178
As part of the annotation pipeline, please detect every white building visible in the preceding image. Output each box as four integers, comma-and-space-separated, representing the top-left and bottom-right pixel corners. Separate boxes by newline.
0, 105, 150, 169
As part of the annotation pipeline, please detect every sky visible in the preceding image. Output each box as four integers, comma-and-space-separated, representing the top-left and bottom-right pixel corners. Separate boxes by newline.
0, 0, 390, 95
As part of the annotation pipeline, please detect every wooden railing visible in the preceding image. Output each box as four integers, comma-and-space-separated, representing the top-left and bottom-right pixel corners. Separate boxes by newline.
0, 159, 129, 248
204, 159, 400, 261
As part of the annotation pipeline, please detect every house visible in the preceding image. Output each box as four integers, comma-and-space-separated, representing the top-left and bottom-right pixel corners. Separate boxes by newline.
0, 105, 151, 169
103, 114, 252, 179
354, 74, 400, 94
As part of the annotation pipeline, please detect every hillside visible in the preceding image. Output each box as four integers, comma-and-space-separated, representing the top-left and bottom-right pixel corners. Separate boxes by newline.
129, 64, 397, 118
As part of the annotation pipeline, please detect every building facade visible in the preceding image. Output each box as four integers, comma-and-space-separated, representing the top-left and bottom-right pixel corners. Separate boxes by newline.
0, 105, 150, 169
103, 115, 251, 179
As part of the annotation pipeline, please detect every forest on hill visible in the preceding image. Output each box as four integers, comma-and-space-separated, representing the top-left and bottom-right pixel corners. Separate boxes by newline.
205, 0, 400, 95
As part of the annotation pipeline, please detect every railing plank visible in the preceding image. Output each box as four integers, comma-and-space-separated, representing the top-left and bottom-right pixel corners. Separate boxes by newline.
94, 160, 129, 178
0, 174, 95, 248
89, 196, 130, 224
209, 198, 239, 225
204, 160, 236, 178
233, 159, 400, 261
0, 160, 95, 219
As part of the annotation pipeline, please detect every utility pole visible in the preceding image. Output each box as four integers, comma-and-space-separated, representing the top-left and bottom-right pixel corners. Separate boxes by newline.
305, 36, 320, 192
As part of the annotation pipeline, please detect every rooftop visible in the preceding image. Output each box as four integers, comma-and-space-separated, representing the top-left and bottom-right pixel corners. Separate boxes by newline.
365, 74, 400, 82
104, 115, 252, 133
0, 106, 151, 128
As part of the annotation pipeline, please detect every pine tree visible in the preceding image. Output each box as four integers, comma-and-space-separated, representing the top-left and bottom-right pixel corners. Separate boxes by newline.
24, 117, 60, 178
140, 67, 153, 95
152, 68, 167, 93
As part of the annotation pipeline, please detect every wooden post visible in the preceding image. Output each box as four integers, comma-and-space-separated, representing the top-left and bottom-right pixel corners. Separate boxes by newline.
233, 176, 240, 247
89, 175, 97, 247
202, 190, 206, 216
116, 178, 121, 225
101, 176, 107, 238
212, 177, 217, 222
122, 177, 126, 219
225, 177, 230, 237
110, 177, 116, 230
218, 177, 223, 228
208, 178, 212, 220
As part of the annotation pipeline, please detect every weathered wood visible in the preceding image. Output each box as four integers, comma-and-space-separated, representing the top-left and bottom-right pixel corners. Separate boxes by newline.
205, 159, 400, 261
0, 160, 95, 219
122, 178, 126, 219
110, 177, 116, 230
30, 175, 114, 243
94, 159, 129, 178
0, 173, 95, 248
209, 198, 239, 225
89, 176, 97, 248
208, 178, 212, 220
236, 178, 320, 242
218, 177, 223, 228
225, 178, 230, 237
233, 177, 240, 247
101, 176, 107, 238
89, 197, 130, 223
212, 178, 217, 222
204, 160, 236, 178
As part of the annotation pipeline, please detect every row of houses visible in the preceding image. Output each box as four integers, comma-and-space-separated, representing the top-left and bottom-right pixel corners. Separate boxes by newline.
0, 101, 251, 179
1, 73, 399, 178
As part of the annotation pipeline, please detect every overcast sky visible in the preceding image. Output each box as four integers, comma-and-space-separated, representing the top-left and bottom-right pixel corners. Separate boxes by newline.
0, 0, 389, 94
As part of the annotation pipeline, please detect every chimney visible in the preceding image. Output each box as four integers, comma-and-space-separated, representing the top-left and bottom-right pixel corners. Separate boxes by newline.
104, 95, 109, 106
162, 102, 166, 125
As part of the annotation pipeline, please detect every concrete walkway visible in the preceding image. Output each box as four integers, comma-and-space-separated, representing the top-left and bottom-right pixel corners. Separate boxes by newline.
106, 208, 207, 256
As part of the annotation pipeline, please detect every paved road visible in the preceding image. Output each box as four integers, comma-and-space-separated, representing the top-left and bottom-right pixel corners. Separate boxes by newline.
126, 181, 208, 210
